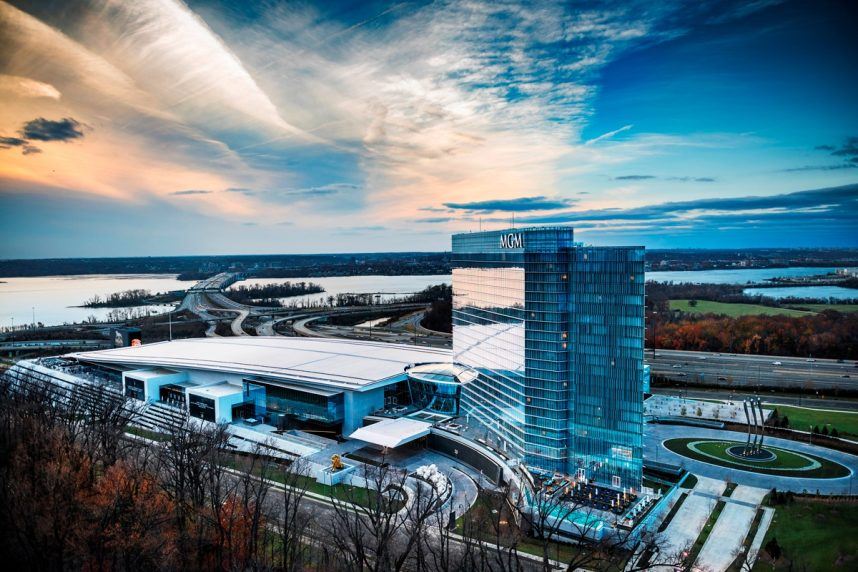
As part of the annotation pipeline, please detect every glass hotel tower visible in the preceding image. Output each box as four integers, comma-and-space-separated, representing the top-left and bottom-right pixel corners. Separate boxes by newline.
452, 226, 645, 489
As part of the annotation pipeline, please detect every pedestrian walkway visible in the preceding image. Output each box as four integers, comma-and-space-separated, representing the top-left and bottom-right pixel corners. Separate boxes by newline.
694, 485, 767, 572
655, 476, 726, 570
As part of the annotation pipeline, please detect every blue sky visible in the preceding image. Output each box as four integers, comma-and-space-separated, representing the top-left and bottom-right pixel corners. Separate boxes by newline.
0, 0, 856, 257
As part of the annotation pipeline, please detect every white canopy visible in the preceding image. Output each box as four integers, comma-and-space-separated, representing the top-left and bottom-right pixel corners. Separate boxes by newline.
348, 417, 432, 448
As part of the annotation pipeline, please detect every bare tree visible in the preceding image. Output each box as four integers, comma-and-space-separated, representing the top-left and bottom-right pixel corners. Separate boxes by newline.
456, 481, 525, 572
270, 456, 315, 572
327, 454, 448, 572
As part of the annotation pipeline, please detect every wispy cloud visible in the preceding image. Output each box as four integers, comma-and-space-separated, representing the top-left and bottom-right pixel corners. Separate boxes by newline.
586, 124, 633, 145
518, 185, 858, 234
614, 175, 655, 180
444, 196, 577, 213
171, 189, 212, 196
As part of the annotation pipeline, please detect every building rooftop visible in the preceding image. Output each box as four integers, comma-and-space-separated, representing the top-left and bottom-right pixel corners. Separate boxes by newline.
348, 417, 433, 448
187, 382, 243, 398
124, 367, 183, 379
69, 336, 452, 391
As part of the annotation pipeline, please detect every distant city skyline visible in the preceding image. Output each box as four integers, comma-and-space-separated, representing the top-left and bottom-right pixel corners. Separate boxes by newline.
1, 0, 857, 258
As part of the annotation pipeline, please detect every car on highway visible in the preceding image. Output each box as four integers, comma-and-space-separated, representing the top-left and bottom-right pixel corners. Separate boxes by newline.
672, 364, 682, 368
699, 356, 707, 360
843, 375, 851, 378
772, 361, 782, 366
717, 376, 727, 381
806, 358, 816, 362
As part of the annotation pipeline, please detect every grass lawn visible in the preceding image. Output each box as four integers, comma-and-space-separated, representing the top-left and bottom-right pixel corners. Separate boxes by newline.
658, 492, 688, 533
669, 300, 815, 317
223, 455, 402, 510
663, 438, 850, 478
754, 499, 858, 571
785, 303, 858, 314
767, 404, 858, 439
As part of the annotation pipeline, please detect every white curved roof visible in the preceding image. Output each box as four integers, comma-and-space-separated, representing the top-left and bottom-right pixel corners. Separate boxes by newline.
69, 336, 452, 391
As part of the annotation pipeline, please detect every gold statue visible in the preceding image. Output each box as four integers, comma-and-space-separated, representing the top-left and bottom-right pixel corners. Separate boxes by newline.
331, 454, 344, 471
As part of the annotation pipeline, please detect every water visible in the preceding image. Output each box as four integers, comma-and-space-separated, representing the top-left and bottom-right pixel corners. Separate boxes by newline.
743, 286, 857, 300
0, 274, 186, 328
1, 267, 850, 328
228, 275, 452, 307
646, 267, 837, 284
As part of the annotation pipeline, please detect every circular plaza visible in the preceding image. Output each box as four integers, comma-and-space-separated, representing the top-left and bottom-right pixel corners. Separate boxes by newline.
644, 424, 858, 493
663, 438, 850, 479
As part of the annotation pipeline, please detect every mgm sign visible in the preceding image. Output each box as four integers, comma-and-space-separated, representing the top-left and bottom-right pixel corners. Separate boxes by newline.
499, 232, 523, 249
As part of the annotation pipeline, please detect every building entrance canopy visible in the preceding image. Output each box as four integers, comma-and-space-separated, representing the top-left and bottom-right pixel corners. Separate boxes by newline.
348, 417, 432, 448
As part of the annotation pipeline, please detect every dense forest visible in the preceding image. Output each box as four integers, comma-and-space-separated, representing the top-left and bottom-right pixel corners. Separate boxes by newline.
647, 312, 858, 359
646, 282, 858, 309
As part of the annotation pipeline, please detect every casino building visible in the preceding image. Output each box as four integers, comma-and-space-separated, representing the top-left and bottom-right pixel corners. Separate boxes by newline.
453, 227, 646, 489
5, 225, 646, 492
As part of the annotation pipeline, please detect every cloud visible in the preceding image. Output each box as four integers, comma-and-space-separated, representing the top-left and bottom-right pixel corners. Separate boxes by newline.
224, 187, 257, 195
443, 196, 577, 213
0, 136, 40, 155
518, 184, 858, 230
242, 222, 257, 226
803, 137, 858, 170
614, 175, 655, 180
171, 189, 212, 196
415, 217, 454, 223
0, 74, 60, 99
830, 136, 858, 161
0, 136, 27, 148
334, 225, 387, 234
613, 174, 715, 182
586, 124, 633, 145
282, 183, 361, 197
19, 117, 84, 141
666, 176, 716, 182
782, 164, 857, 172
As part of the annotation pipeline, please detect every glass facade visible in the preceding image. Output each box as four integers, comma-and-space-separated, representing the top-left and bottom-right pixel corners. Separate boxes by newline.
452, 227, 645, 489
242, 379, 345, 425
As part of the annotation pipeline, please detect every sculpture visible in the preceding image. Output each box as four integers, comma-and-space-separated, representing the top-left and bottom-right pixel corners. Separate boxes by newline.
331, 454, 344, 471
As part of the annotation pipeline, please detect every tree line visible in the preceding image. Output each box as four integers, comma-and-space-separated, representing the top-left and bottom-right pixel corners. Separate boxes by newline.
223, 282, 325, 306
647, 311, 858, 359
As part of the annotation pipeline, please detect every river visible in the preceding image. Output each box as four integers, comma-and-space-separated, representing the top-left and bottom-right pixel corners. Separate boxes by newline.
0, 274, 185, 329
0, 266, 852, 327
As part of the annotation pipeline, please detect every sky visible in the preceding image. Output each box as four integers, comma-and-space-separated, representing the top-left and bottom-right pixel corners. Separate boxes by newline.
0, 0, 856, 258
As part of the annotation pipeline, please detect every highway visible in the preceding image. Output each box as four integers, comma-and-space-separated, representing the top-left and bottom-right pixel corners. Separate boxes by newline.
175, 274, 858, 395
649, 349, 857, 393
282, 304, 452, 347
